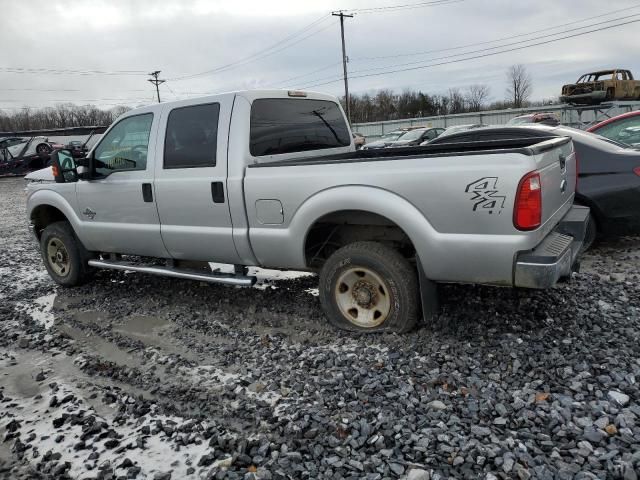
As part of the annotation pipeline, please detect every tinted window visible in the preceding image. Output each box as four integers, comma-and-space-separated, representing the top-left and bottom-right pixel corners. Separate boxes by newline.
164, 103, 219, 169
250, 99, 350, 156
94, 114, 153, 176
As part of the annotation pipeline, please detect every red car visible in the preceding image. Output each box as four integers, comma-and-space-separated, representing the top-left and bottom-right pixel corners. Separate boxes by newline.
587, 110, 640, 147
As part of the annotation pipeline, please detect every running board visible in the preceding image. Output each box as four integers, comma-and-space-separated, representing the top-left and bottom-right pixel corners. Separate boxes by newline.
87, 259, 256, 287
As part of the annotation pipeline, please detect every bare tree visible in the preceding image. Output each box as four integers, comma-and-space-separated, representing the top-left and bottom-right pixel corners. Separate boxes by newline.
506, 64, 532, 108
465, 84, 490, 112
447, 88, 466, 114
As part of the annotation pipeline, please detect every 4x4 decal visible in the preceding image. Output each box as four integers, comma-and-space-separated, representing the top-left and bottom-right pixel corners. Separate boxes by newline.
465, 177, 506, 214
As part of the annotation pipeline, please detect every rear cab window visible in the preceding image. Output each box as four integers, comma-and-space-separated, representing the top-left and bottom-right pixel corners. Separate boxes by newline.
249, 98, 351, 157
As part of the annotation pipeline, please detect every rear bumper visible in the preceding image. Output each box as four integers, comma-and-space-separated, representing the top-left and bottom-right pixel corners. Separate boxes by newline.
514, 205, 589, 288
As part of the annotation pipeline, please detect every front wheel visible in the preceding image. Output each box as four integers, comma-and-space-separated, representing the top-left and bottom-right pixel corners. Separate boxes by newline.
40, 221, 93, 287
319, 241, 419, 333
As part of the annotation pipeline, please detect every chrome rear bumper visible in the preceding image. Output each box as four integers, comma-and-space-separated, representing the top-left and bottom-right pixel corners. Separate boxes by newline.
514, 205, 590, 288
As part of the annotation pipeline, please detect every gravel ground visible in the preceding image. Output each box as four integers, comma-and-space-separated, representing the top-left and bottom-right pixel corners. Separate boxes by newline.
1, 176, 639, 480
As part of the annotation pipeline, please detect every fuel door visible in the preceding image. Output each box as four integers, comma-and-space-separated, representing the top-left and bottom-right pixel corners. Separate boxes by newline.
256, 199, 284, 224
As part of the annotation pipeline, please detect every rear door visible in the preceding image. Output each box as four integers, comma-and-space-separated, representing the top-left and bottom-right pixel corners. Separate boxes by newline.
154, 96, 241, 263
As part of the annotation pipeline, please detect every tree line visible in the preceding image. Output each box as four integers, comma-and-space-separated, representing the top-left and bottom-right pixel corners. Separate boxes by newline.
343, 64, 536, 124
0, 104, 130, 133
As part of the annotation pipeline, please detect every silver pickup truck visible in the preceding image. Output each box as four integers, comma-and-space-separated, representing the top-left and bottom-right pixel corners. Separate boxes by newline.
26, 90, 588, 333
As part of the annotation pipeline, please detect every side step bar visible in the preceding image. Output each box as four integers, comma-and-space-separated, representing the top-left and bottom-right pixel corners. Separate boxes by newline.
87, 259, 256, 287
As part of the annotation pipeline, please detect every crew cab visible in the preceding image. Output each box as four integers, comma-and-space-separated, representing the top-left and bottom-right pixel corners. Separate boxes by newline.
26, 90, 588, 333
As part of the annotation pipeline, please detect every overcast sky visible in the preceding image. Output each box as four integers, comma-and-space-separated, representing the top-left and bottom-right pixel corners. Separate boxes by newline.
1, 0, 639, 114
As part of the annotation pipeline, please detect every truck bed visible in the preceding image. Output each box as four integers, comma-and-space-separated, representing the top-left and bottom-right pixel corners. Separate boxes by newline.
249, 135, 565, 168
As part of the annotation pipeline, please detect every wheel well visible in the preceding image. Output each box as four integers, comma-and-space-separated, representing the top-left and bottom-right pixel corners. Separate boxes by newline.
304, 210, 416, 269
30, 205, 68, 239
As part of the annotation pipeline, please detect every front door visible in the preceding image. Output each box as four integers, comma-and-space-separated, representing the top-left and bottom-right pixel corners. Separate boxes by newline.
153, 96, 241, 264
75, 112, 169, 258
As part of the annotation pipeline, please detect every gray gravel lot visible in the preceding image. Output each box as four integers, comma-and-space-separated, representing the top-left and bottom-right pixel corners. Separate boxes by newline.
1, 176, 639, 480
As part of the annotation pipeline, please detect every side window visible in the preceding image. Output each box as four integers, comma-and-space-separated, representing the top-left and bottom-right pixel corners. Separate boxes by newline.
94, 114, 153, 176
250, 98, 351, 156
164, 103, 220, 169
425, 129, 438, 140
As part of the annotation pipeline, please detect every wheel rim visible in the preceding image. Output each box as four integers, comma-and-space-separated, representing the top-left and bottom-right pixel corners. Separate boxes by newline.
47, 237, 71, 277
335, 266, 392, 328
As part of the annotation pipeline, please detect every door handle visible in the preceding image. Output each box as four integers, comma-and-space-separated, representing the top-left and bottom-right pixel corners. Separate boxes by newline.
211, 182, 225, 204
142, 183, 153, 202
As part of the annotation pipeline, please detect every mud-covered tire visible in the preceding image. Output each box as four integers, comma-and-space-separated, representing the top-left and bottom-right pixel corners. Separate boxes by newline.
319, 241, 419, 333
40, 221, 93, 287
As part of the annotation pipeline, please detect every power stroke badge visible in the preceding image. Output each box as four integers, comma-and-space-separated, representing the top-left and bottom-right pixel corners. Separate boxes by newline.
465, 177, 506, 215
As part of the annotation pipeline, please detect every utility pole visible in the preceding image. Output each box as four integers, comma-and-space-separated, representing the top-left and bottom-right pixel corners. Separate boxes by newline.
332, 11, 353, 124
147, 71, 165, 103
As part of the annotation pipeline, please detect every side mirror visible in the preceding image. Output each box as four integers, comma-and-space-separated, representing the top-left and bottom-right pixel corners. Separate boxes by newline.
51, 149, 78, 183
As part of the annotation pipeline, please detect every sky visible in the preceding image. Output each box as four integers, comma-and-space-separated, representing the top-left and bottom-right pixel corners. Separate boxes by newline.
1, 0, 639, 114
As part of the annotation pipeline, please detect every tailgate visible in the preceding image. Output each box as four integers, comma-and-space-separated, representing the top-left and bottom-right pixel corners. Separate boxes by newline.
529, 136, 576, 234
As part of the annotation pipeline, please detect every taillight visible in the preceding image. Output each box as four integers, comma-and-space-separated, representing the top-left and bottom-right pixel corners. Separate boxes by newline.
514, 171, 542, 231
634, 166, 640, 177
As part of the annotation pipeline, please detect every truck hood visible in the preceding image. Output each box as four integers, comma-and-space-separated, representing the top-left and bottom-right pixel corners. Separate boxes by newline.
24, 166, 54, 182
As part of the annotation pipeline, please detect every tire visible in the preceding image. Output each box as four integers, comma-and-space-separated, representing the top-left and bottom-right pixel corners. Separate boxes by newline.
40, 221, 93, 287
319, 241, 419, 333
581, 213, 597, 253
36, 143, 52, 155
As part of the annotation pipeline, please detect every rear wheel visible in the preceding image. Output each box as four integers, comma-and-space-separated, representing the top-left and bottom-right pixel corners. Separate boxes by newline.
36, 143, 52, 155
40, 221, 93, 286
319, 241, 419, 333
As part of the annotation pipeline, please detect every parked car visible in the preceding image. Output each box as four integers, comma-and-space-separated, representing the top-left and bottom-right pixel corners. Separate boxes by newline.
0, 136, 52, 176
507, 112, 560, 126
386, 127, 445, 147
427, 125, 640, 247
26, 89, 586, 333
361, 127, 424, 150
352, 132, 366, 149
560, 69, 640, 105
587, 110, 640, 147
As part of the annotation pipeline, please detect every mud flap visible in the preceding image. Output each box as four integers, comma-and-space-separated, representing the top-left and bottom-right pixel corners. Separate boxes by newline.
416, 256, 439, 323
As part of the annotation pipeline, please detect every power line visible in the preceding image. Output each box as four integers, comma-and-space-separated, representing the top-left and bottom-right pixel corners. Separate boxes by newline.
353, 3, 640, 61
318, 13, 640, 81
346, 0, 464, 14
265, 61, 343, 88
167, 14, 333, 81
0, 67, 146, 76
298, 18, 640, 89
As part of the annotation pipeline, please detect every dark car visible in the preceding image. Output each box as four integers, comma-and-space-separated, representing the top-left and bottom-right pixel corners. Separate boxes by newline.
428, 125, 640, 247
387, 127, 445, 147
587, 110, 640, 147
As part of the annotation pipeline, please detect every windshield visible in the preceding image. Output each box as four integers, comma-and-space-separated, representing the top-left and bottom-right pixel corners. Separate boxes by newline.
593, 115, 640, 148
378, 132, 404, 142
397, 129, 426, 141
